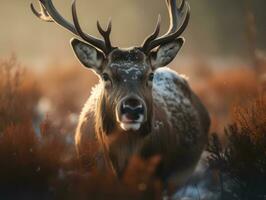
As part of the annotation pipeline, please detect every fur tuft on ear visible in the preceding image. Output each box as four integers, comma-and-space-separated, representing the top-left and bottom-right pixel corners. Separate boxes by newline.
70, 38, 104, 73
150, 38, 184, 70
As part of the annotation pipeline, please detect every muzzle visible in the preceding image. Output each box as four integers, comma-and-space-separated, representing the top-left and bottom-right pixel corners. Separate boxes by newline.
116, 95, 147, 131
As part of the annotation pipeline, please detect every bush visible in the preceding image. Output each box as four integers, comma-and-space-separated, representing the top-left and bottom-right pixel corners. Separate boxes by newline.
0, 57, 165, 199
2, 55, 265, 199
0, 55, 41, 131
194, 67, 259, 133
207, 94, 266, 200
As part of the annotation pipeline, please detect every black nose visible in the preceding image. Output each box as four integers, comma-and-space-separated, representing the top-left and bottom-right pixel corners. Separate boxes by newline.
121, 97, 145, 121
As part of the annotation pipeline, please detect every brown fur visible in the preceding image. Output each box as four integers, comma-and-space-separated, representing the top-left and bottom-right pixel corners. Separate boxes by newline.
31, 0, 208, 190
75, 49, 210, 188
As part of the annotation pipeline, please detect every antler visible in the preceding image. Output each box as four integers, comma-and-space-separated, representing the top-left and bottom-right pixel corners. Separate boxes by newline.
141, 0, 190, 53
30, 0, 114, 54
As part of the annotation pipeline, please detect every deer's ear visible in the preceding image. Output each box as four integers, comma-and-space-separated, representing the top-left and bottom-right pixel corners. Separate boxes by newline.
70, 38, 104, 73
150, 38, 184, 70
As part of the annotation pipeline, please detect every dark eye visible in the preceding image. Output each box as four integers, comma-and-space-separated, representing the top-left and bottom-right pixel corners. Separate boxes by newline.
148, 73, 154, 82
102, 73, 110, 82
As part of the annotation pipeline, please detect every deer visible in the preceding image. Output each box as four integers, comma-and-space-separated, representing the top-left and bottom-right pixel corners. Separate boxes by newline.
31, 0, 210, 190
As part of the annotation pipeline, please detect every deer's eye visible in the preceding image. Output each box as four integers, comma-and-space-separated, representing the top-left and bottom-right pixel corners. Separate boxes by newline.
102, 73, 110, 82
148, 73, 154, 82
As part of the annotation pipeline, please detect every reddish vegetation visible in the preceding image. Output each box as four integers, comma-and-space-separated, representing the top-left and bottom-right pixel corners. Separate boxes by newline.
0, 56, 164, 199
0, 56, 40, 132
194, 66, 261, 133
39, 64, 98, 116
0, 56, 265, 199
208, 94, 266, 200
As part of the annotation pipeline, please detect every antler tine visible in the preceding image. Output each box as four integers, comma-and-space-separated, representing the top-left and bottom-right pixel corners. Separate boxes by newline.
142, 0, 190, 53
31, 0, 113, 54
141, 15, 161, 52
30, 2, 53, 22
71, 0, 107, 52
169, 0, 186, 33
166, 0, 179, 34
97, 18, 113, 52
33, 0, 79, 35
179, 0, 186, 11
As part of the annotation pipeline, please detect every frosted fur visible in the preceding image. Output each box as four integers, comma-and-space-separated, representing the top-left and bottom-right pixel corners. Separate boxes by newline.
79, 67, 199, 145
75, 46, 210, 190
153, 67, 200, 144
81, 68, 189, 118
110, 61, 147, 81
32, 0, 208, 191
153, 67, 188, 120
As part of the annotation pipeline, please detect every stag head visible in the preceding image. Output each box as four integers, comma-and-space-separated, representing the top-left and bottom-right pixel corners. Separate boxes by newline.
31, 0, 190, 133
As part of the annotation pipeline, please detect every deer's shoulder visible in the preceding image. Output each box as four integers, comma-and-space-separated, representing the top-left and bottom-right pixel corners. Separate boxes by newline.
152, 67, 191, 108
152, 68, 200, 131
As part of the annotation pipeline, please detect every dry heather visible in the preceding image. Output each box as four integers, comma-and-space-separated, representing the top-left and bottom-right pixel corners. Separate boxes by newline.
38, 64, 98, 116
1, 55, 265, 199
207, 94, 266, 200
37, 64, 99, 135
194, 66, 262, 133
0, 57, 71, 197
0, 56, 40, 131
0, 57, 163, 199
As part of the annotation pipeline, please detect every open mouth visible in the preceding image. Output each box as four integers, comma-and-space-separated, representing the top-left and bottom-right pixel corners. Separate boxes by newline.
119, 114, 144, 131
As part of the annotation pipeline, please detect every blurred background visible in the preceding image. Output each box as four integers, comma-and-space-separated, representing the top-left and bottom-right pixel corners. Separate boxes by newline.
0, 1, 266, 199
1, 0, 266, 67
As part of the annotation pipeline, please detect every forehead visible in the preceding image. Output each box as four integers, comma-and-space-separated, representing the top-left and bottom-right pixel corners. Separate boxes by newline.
107, 48, 148, 80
